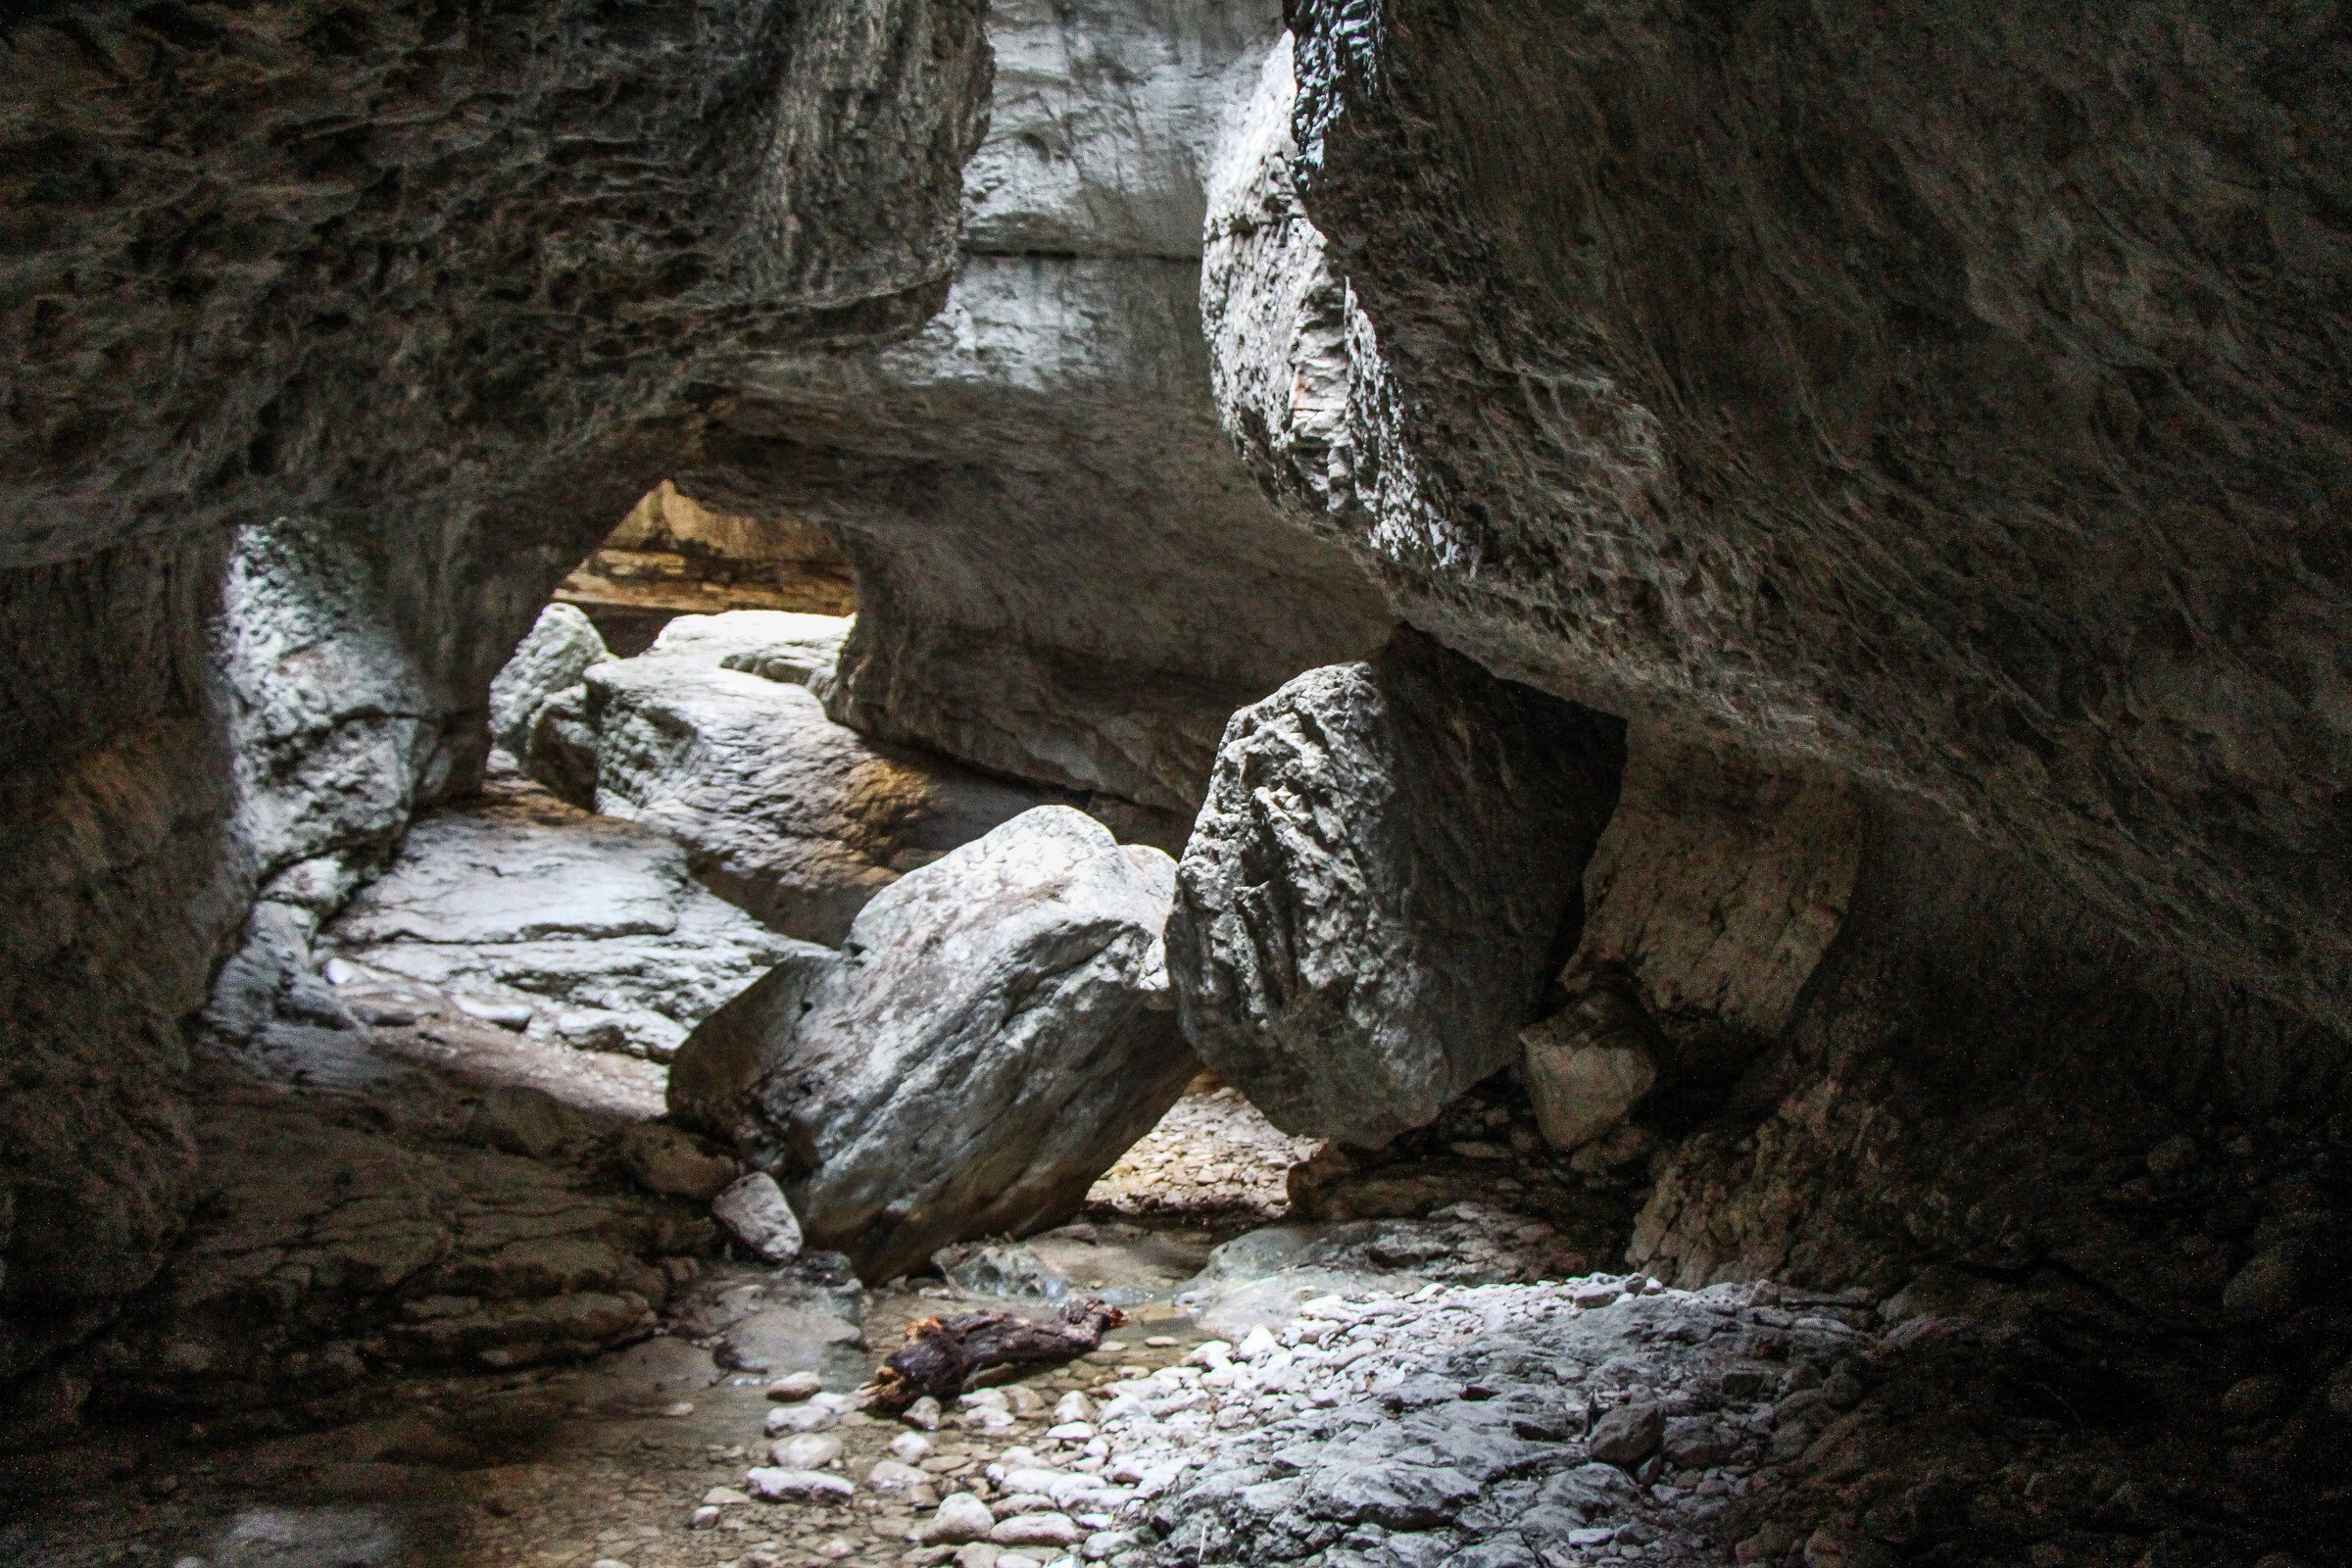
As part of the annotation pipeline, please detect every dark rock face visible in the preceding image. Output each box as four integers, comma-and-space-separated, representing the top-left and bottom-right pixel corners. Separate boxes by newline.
1214, 5, 2352, 1029
1168, 628, 1624, 1147
0, 0, 989, 1385
671, 808, 1198, 1280
678, 0, 1393, 813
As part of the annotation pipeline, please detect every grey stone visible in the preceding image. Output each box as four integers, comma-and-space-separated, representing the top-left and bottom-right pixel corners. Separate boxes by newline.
672, 807, 1198, 1279
713, 1173, 806, 1265
325, 780, 810, 1062
1303, 1462, 1483, 1530
1519, 979, 1661, 1153
1586, 1403, 1665, 1467
1167, 628, 1622, 1147
564, 622, 1053, 946
744, 1466, 855, 1503
489, 604, 612, 757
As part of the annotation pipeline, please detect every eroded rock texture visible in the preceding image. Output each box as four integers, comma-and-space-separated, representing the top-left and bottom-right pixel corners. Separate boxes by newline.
671, 808, 1199, 1280
1168, 629, 1623, 1147
0, 0, 989, 1389
679, 0, 1392, 813
1210, 8, 2352, 1030
536, 611, 1062, 944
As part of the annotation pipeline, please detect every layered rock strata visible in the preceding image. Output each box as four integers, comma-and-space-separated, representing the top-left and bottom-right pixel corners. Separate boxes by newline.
1168, 629, 1623, 1147
529, 611, 1071, 945
679, 0, 1392, 813
671, 807, 1199, 1280
556, 480, 858, 656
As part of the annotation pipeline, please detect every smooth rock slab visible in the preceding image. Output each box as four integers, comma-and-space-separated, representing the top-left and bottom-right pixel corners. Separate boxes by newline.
671, 807, 1198, 1279
326, 781, 809, 1060
1168, 628, 1623, 1147
745, 1466, 855, 1503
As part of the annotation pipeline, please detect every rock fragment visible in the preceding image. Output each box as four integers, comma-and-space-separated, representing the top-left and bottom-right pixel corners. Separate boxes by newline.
713, 1173, 805, 1264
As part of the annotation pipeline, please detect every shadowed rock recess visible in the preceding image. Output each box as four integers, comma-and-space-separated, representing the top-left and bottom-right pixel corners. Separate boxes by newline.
2, 1, 2350, 1565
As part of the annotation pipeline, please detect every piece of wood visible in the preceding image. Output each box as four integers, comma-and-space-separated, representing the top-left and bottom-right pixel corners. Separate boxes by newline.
862, 1298, 1126, 1411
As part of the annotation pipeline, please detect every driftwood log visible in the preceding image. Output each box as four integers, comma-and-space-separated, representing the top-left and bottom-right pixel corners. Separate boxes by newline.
862, 1298, 1126, 1412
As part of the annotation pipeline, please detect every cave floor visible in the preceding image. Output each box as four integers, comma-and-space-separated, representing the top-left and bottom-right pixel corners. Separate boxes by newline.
0, 1242, 1223, 1568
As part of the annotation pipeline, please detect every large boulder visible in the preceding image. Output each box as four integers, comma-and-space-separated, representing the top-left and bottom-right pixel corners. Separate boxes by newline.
669, 807, 1198, 1280
534, 612, 1056, 946
1166, 629, 1624, 1148
1211, 10, 2352, 1030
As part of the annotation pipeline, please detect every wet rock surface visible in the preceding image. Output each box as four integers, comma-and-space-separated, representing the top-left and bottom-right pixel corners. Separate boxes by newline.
673, 808, 1200, 1279
1168, 629, 1623, 1147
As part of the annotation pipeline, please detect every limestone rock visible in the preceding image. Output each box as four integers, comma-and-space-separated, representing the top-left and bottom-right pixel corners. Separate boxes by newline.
621, 1123, 740, 1203
643, 611, 855, 691
489, 605, 612, 758
1217, 6, 2352, 1027
1167, 629, 1622, 1147
557, 482, 857, 629
670, 807, 1199, 1279
678, 1, 1391, 816
1570, 730, 1863, 1045
1519, 978, 1661, 1153
559, 619, 1054, 946
0, 0, 989, 1377
713, 1173, 806, 1265
325, 778, 809, 1061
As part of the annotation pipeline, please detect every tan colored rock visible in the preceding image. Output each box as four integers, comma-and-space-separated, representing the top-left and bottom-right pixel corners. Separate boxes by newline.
1572, 727, 1861, 1041
1520, 981, 1660, 1153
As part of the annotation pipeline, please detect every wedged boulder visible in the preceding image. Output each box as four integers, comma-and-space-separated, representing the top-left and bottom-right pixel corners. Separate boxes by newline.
669, 807, 1199, 1280
1166, 629, 1624, 1148
527, 611, 1053, 946
488, 604, 612, 757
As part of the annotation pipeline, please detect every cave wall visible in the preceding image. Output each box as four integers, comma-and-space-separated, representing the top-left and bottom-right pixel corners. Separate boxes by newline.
677, 0, 1394, 815
1212, 2, 2352, 1031
0, 0, 990, 1384
1190, 9, 2352, 1321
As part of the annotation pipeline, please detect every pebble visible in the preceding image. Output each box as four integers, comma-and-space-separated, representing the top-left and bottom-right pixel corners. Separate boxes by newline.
868, 1458, 933, 1494
904, 1396, 945, 1431
992, 1512, 1082, 1547
766, 1401, 839, 1436
920, 1492, 997, 1544
766, 1370, 826, 1401
743, 1466, 855, 1503
771, 1432, 844, 1469
893, 1431, 937, 1462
